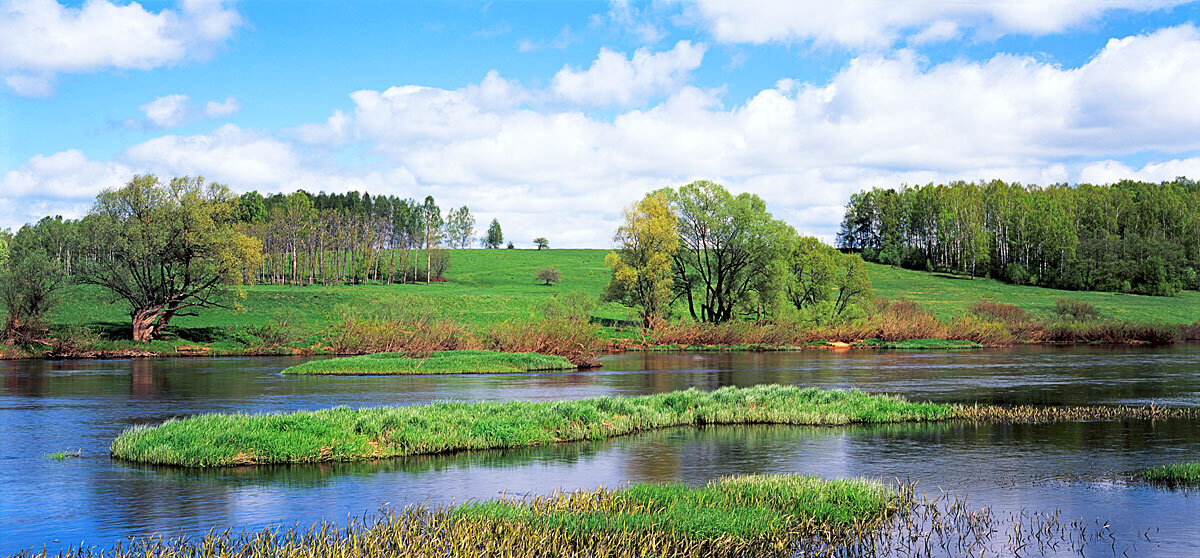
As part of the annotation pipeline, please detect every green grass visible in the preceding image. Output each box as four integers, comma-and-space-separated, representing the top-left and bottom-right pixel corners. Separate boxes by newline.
857, 338, 984, 350
45, 449, 81, 461
455, 474, 900, 542
21, 250, 1198, 357
110, 385, 957, 467
866, 263, 1200, 323
281, 350, 577, 375
1143, 462, 1200, 485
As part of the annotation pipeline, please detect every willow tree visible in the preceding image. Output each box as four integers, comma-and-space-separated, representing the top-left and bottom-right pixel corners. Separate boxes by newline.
668, 181, 788, 323
603, 190, 679, 327
81, 175, 263, 342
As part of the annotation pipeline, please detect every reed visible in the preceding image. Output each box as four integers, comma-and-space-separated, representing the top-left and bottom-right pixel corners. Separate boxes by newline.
281, 350, 577, 375
1143, 462, 1200, 486
110, 385, 956, 467
14, 475, 909, 558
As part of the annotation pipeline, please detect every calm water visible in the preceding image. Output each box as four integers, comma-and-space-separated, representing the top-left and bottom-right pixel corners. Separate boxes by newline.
2, 346, 1200, 555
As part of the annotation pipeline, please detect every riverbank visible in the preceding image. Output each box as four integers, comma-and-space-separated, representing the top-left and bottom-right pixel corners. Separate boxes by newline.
109, 384, 1200, 467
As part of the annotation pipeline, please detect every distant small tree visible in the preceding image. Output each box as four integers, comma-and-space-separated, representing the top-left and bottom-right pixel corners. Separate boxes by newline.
484, 218, 504, 249
445, 206, 475, 248
536, 266, 562, 285
506, 241, 515, 249
421, 196, 443, 284
534, 237, 549, 250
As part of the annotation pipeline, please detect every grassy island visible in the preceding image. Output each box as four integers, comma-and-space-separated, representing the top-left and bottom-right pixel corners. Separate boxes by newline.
110, 385, 955, 467
281, 350, 578, 375
1143, 462, 1200, 486
29, 475, 906, 558
110, 384, 1200, 468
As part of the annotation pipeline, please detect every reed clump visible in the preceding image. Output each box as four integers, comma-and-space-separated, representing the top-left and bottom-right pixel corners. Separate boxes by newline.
110, 385, 956, 467
14, 475, 910, 558
281, 350, 577, 375
1143, 462, 1200, 486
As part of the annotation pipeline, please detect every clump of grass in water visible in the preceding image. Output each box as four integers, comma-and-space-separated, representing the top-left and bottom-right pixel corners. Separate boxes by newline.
46, 449, 81, 461
1143, 462, 1200, 486
281, 350, 577, 375
110, 384, 1200, 467
17, 475, 910, 558
110, 385, 958, 467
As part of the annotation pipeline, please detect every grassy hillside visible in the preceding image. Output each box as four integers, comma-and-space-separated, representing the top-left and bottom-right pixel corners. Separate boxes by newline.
38, 249, 1200, 353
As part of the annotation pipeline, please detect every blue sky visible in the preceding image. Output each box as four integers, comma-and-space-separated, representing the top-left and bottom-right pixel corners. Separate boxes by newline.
4, 1, 1200, 246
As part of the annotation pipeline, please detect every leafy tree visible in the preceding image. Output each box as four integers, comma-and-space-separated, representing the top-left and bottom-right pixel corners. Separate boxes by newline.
536, 266, 562, 285
444, 206, 475, 248
506, 241, 514, 249
421, 196, 443, 284
484, 218, 504, 249
603, 191, 679, 327
783, 234, 839, 313
1, 221, 69, 343
834, 254, 872, 317
534, 237, 549, 250
668, 181, 788, 323
235, 191, 267, 223
79, 175, 264, 342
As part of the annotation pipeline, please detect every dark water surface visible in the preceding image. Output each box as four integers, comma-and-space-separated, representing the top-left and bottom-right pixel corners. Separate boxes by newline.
2, 345, 1199, 555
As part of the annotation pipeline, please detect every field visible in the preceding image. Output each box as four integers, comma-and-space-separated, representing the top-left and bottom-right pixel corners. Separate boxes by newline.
37, 249, 1200, 355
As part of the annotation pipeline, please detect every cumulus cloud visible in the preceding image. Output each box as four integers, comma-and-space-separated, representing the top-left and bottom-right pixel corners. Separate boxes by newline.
140, 94, 192, 127
551, 40, 706, 106
684, 0, 1189, 48
9, 26, 1200, 244
204, 96, 240, 118
0, 0, 241, 96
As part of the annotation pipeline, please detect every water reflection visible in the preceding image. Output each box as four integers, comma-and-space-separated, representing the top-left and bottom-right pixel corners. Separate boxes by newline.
2, 346, 1199, 554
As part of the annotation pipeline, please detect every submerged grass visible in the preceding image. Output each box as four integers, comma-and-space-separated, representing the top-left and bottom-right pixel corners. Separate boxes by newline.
1143, 462, 1200, 486
281, 350, 576, 375
16, 475, 909, 558
45, 449, 81, 461
110, 385, 956, 467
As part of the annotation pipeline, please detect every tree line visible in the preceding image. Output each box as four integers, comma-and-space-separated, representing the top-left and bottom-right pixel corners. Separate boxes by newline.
838, 179, 1200, 296
604, 181, 872, 327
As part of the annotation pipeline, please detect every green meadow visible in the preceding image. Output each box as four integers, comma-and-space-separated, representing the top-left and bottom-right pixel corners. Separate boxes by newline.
39, 249, 1200, 355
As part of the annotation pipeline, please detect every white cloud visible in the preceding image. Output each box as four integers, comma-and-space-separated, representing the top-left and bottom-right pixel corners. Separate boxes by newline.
551, 40, 706, 106
684, 0, 1189, 48
9, 26, 1200, 244
0, 0, 241, 95
592, 0, 666, 44
140, 94, 192, 127
204, 96, 240, 118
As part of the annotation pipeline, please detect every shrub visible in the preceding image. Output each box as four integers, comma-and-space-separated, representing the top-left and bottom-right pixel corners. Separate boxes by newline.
325, 303, 481, 355
969, 300, 1027, 326
948, 315, 1015, 346
487, 317, 606, 366
870, 298, 945, 341
542, 291, 595, 323
1053, 298, 1101, 321
536, 266, 562, 285
48, 325, 101, 357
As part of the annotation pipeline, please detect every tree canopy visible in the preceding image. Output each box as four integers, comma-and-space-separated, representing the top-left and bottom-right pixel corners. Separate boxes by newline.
80, 175, 264, 342
603, 190, 679, 327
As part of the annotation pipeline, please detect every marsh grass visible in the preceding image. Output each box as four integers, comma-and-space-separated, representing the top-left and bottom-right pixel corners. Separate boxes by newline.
110, 385, 957, 467
281, 350, 577, 375
1143, 462, 1200, 486
855, 338, 983, 350
15, 475, 910, 558
46, 449, 81, 461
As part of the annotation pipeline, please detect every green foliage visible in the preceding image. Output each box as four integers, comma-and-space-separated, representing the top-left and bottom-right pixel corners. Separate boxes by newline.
534, 237, 550, 250
282, 350, 576, 375
80, 175, 264, 342
1053, 298, 1101, 321
542, 290, 596, 323
666, 181, 791, 323
109, 385, 957, 466
444, 206, 475, 248
1143, 462, 1200, 486
484, 218, 504, 249
603, 191, 679, 327
1, 218, 71, 343
45, 449, 81, 461
840, 178, 1200, 294
536, 266, 563, 285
